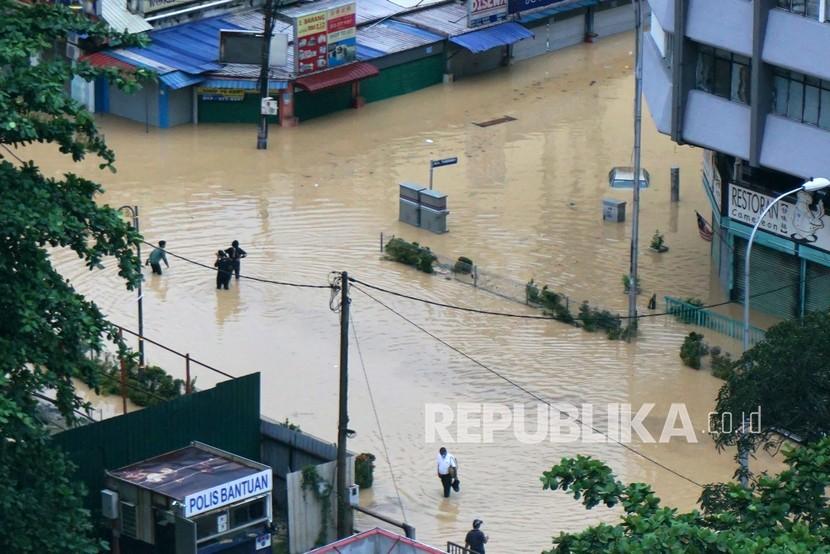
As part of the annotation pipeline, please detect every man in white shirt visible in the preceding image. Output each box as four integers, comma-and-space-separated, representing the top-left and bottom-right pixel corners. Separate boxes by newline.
436, 446, 458, 498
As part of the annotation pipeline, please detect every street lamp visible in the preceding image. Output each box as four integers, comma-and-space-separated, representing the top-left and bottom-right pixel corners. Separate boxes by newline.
118, 205, 145, 368
738, 176, 829, 485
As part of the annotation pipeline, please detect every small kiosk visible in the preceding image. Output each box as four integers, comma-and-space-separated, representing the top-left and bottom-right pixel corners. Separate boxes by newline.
102, 442, 273, 554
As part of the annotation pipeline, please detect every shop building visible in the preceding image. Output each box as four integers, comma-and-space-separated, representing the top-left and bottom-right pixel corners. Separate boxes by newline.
645, 0, 830, 319
102, 442, 273, 554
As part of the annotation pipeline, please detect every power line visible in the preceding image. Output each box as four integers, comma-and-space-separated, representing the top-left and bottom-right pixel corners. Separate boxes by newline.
352, 284, 706, 489
1, 144, 26, 165
139, 239, 332, 289
350, 310, 408, 522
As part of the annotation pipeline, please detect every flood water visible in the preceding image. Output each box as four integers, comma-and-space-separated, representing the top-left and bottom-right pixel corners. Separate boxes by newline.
38, 32, 786, 552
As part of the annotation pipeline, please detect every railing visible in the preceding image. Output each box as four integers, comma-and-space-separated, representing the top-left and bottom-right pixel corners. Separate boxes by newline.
446, 542, 475, 554
665, 296, 766, 345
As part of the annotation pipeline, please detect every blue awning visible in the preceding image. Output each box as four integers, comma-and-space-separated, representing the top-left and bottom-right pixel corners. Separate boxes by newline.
450, 22, 534, 54
160, 71, 204, 90
518, 0, 599, 24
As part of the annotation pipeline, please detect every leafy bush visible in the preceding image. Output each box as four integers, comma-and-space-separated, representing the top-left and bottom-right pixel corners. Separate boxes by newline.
650, 230, 667, 252
710, 347, 735, 380
355, 452, 376, 489
385, 237, 437, 274
526, 279, 541, 304
578, 301, 623, 339
453, 256, 474, 275
680, 332, 709, 369
527, 280, 576, 324
79, 354, 184, 407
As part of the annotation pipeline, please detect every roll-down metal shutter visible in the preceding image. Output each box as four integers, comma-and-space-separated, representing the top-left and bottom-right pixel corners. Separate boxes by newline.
732, 237, 800, 318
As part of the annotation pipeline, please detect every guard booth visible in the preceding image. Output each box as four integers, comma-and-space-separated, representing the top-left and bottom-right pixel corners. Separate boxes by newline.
102, 442, 273, 554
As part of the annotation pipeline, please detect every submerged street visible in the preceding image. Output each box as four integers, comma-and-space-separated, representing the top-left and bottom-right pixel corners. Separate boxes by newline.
42, 32, 783, 552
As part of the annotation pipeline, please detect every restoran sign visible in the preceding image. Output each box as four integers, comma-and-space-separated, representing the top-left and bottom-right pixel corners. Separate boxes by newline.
468, 0, 508, 28
183, 469, 272, 517
728, 183, 830, 252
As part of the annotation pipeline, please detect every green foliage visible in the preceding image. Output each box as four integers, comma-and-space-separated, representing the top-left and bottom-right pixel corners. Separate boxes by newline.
650, 230, 668, 252
355, 452, 376, 489
526, 280, 576, 324
578, 301, 623, 340
622, 274, 641, 294
541, 439, 830, 553
384, 237, 437, 273
712, 310, 830, 453
680, 332, 709, 369
0, 3, 151, 551
453, 256, 474, 275
526, 279, 541, 304
0, 424, 105, 554
301, 465, 333, 547
709, 347, 735, 380
77, 355, 184, 407
282, 418, 301, 432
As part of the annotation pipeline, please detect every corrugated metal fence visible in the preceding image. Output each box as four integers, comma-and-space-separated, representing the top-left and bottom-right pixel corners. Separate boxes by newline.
53, 373, 261, 513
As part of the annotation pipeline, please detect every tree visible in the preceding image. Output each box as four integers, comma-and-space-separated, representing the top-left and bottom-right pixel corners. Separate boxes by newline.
710, 310, 830, 455
541, 439, 830, 553
0, 1, 149, 551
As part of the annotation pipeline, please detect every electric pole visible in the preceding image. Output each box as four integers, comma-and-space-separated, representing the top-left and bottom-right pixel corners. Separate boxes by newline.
336, 271, 351, 539
627, 0, 645, 336
256, 0, 277, 150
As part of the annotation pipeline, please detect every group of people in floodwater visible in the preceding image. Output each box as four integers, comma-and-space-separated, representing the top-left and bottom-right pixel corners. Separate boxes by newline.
145, 240, 247, 290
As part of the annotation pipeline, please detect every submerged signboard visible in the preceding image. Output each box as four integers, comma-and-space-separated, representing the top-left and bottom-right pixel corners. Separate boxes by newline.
183, 469, 272, 517
294, 1, 356, 75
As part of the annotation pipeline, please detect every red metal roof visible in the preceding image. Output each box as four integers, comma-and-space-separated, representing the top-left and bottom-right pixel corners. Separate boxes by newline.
308, 528, 447, 553
294, 62, 379, 93
81, 52, 136, 73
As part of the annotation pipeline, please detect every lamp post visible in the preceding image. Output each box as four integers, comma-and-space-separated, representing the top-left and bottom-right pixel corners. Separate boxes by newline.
118, 205, 145, 368
739, 176, 830, 484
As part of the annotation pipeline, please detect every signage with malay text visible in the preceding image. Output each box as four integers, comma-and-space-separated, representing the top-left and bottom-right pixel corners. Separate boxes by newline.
507, 0, 566, 15
183, 469, 272, 517
468, 0, 508, 28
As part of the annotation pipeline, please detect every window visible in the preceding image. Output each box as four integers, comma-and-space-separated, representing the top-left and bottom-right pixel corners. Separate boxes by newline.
771, 68, 830, 130
777, 0, 820, 19
695, 45, 751, 103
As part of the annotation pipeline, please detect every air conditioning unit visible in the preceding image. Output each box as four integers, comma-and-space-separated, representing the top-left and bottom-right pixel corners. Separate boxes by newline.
66, 43, 81, 61
101, 489, 119, 519
120, 501, 138, 538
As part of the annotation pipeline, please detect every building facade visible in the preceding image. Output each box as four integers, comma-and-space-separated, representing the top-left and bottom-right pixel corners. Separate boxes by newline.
645, 0, 830, 319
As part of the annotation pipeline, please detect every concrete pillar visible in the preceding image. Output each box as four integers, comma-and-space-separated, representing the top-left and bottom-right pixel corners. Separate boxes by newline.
670, 167, 680, 202
279, 84, 298, 128
351, 81, 365, 108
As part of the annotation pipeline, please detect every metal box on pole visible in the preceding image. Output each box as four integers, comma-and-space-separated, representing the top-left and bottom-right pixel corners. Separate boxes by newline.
399, 183, 424, 227
602, 198, 626, 222
418, 189, 449, 233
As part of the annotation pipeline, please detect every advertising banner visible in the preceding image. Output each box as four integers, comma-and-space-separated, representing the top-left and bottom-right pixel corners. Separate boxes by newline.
728, 183, 830, 252
294, 2, 356, 76
326, 2, 357, 68
507, 0, 566, 15
468, 0, 508, 28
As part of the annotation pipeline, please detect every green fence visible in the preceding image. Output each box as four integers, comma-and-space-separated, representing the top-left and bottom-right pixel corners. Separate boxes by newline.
52, 373, 261, 512
665, 297, 766, 346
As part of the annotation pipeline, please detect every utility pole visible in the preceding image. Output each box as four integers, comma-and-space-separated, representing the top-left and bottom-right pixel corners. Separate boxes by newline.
256, 0, 276, 150
336, 271, 351, 539
627, 0, 645, 336
119, 205, 144, 366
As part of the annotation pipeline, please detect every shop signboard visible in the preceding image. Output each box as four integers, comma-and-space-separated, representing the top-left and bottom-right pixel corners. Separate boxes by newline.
183, 469, 272, 517
468, 0, 508, 28
326, 2, 357, 69
294, 2, 356, 76
728, 183, 830, 252
142, 0, 199, 14
507, 0, 566, 15
197, 88, 246, 102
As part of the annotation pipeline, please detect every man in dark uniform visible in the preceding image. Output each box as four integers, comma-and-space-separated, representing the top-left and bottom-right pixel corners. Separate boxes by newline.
465, 519, 488, 554
224, 240, 247, 279
146, 240, 169, 275
214, 250, 234, 290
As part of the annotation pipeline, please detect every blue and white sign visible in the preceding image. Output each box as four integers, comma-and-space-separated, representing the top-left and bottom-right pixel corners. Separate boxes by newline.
431, 157, 458, 168
183, 469, 272, 517
508, 0, 566, 15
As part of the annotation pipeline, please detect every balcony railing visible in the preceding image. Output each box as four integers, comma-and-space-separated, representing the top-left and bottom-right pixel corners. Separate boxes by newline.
665, 296, 767, 345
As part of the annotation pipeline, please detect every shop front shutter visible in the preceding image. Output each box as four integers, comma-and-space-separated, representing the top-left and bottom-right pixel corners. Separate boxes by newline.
804, 260, 830, 314
732, 237, 800, 318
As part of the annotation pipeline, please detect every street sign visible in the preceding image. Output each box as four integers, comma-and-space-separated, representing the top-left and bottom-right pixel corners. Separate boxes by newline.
431, 157, 458, 168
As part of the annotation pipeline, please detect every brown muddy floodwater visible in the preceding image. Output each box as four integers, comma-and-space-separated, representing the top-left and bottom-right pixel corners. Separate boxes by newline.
39, 32, 785, 552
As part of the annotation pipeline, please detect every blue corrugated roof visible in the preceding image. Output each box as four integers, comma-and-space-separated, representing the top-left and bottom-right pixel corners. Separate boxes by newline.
449, 22, 534, 54
518, 0, 598, 24
159, 70, 205, 90
110, 16, 243, 76
357, 43, 387, 60
383, 20, 443, 42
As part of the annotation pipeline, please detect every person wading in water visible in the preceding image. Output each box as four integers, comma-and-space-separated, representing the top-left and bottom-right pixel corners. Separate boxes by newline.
214, 250, 234, 290
436, 447, 458, 498
224, 240, 247, 280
